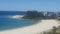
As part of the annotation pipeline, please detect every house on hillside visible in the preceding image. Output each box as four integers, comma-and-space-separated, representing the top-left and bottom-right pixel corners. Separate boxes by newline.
45, 12, 57, 19
56, 12, 60, 20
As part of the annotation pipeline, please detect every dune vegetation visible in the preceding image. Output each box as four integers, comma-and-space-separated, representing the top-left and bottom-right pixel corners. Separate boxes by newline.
39, 26, 60, 34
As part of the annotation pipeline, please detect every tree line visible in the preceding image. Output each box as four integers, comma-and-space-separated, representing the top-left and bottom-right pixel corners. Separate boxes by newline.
23, 10, 60, 19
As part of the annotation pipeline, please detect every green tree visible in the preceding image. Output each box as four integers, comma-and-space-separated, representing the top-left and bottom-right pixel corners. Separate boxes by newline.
23, 10, 44, 19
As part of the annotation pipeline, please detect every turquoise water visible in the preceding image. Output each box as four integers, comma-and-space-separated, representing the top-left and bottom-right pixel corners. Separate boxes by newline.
0, 15, 38, 31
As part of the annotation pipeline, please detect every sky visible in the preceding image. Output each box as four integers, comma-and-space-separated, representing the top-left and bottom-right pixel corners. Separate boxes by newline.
0, 0, 60, 11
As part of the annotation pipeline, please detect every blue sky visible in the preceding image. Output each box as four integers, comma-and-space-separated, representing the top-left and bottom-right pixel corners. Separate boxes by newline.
0, 0, 60, 11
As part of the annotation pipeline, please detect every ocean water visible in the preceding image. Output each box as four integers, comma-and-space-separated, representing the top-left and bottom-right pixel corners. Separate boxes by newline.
0, 15, 38, 31
0, 15, 37, 31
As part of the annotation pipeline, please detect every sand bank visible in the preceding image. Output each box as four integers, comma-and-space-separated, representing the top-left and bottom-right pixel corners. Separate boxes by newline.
10, 15, 24, 19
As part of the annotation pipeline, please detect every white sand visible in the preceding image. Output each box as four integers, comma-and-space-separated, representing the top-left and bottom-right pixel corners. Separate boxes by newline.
10, 15, 24, 19
0, 20, 59, 34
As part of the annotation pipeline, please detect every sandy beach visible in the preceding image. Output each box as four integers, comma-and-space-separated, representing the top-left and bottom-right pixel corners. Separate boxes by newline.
0, 19, 59, 34
0, 0, 60, 34
10, 15, 24, 19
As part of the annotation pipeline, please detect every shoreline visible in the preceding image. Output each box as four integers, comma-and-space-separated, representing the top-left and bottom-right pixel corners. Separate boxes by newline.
0, 20, 59, 34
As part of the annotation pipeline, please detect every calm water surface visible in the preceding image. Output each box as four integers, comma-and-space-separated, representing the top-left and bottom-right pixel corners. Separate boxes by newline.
0, 15, 38, 31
